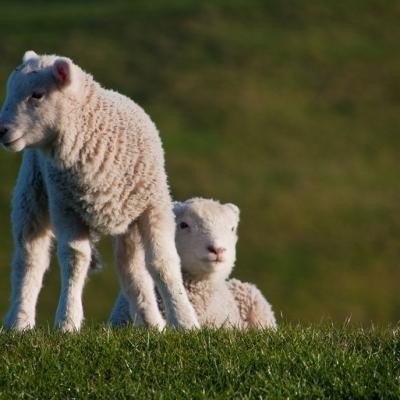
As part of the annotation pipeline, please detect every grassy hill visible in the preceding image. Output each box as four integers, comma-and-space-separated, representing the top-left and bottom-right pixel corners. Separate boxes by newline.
0, 0, 399, 325
0, 325, 399, 398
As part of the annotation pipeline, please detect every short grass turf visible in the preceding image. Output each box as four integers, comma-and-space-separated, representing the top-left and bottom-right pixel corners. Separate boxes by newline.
0, 325, 399, 399
0, 0, 400, 326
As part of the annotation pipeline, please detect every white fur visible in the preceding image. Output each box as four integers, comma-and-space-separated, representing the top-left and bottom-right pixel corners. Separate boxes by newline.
110, 198, 277, 330
0, 51, 199, 332
22, 50, 39, 63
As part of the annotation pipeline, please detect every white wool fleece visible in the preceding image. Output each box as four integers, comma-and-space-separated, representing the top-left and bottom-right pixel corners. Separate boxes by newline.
0, 51, 199, 332
110, 198, 277, 330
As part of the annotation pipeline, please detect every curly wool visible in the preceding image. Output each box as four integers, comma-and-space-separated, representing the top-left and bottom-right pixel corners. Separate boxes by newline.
47, 76, 169, 235
171, 272, 242, 328
154, 275, 276, 329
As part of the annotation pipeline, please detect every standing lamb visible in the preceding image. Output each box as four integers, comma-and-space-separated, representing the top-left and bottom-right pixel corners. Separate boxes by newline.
110, 198, 277, 330
0, 51, 199, 332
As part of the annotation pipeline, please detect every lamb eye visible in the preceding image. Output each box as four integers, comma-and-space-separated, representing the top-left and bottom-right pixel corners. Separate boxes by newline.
231, 226, 235, 232
31, 91, 44, 100
179, 222, 189, 229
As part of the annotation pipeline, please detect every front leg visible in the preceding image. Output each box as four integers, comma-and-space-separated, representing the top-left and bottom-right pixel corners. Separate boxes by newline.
51, 206, 91, 332
4, 225, 53, 330
4, 150, 53, 331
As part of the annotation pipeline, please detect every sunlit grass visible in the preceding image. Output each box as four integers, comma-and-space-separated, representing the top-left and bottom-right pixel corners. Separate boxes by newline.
0, 324, 398, 398
0, 0, 399, 325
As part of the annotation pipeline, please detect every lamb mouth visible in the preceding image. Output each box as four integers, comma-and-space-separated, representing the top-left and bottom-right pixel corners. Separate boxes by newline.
2, 135, 24, 146
202, 257, 224, 264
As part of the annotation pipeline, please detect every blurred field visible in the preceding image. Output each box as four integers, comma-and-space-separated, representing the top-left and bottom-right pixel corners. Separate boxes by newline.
0, 0, 399, 325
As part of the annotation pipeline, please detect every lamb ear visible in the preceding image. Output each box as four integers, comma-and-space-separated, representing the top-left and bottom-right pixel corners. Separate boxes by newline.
23, 50, 38, 63
225, 203, 240, 217
173, 201, 186, 216
52, 58, 73, 87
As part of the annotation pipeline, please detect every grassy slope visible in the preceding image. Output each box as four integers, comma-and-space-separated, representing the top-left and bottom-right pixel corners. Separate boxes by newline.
0, 325, 399, 398
0, 1, 399, 325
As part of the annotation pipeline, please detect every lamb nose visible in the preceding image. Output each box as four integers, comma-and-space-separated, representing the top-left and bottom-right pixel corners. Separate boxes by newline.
0, 126, 9, 137
207, 246, 226, 255
0, 126, 8, 137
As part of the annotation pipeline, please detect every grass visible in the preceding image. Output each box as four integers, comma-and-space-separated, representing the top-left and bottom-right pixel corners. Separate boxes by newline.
0, 3, 398, 398
0, 0, 399, 325
0, 324, 399, 399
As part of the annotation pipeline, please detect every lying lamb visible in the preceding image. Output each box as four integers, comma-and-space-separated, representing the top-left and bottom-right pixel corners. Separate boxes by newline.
110, 198, 277, 329
0, 51, 198, 331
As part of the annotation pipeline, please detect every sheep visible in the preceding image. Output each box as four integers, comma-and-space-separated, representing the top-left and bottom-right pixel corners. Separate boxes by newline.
0, 51, 199, 332
110, 198, 277, 330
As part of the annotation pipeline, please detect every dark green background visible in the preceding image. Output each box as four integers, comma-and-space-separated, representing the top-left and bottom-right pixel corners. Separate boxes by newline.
0, 0, 399, 325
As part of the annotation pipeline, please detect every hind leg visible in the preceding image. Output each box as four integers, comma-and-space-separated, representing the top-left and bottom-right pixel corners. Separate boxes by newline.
113, 224, 165, 330
138, 203, 199, 329
109, 291, 133, 327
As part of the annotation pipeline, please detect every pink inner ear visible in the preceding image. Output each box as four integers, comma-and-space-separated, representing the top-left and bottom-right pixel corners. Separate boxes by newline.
57, 64, 68, 84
